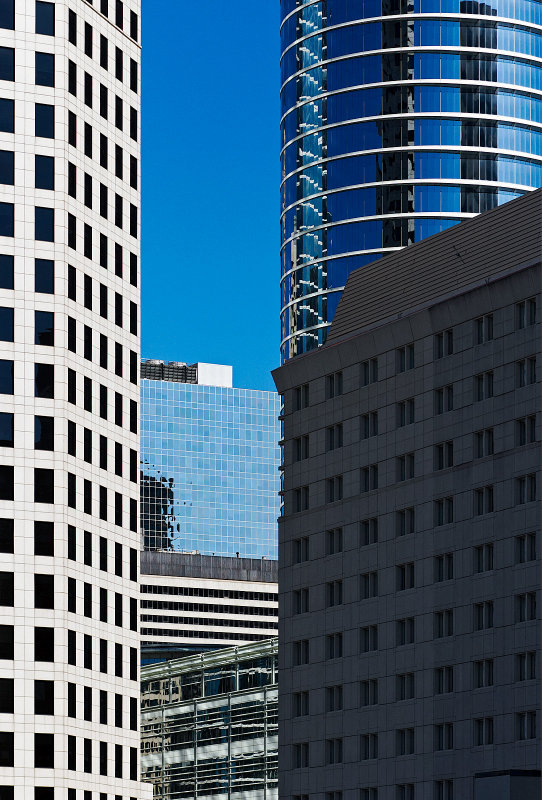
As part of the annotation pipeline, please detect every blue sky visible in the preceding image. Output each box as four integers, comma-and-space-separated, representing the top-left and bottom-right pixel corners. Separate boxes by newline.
141, 1, 280, 390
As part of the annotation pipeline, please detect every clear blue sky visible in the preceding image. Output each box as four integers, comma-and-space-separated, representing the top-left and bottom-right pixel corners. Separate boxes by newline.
141, 1, 280, 390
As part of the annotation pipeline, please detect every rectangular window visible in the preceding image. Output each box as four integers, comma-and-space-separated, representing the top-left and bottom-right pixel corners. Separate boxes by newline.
361, 571, 378, 599
0, 46, 14, 81
396, 562, 415, 591
35, 52, 54, 86
396, 507, 415, 537
360, 625, 378, 652
474, 485, 494, 515
516, 298, 537, 329
326, 633, 342, 659
515, 473, 537, 504
326, 527, 343, 555
434, 666, 453, 694
435, 441, 453, 470
473, 601, 493, 630
434, 384, 453, 414
434, 723, 454, 751
326, 371, 343, 398
396, 344, 414, 372
326, 424, 343, 450
293, 537, 309, 563
360, 733, 378, 760
397, 453, 415, 481
515, 592, 536, 622
36, 102, 53, 138
0, 1, 14, 29
473, 659, 494, 688
360, 412, 378, 439
434, 553, 453, 582
360, 678, 378, 706
360, 464, 378, 492
360, 517, 378, 545
434, 329, 453, 358
516, 711, 536, 741
474, 543, 494, 573
326, 685, 343, 711
360, 358, 378, 385
474, 314, 493, 344
434, 497, 453, 526
516, 357, 536, 388
397, 398, 415, 427
293, 384, 309, 410
516, 415, 536, 446
515, 651, 536, 682
326, 475, 343, 503
515, 533, 537, 564
434, 609, 454, 638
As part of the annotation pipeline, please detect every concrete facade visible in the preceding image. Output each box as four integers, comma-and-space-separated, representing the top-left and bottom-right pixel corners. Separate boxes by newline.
273, 191, 541, 800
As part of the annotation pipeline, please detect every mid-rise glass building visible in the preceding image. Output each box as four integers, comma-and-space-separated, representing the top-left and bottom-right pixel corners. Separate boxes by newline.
140, 360, 280, 559
280, 0, 542, 360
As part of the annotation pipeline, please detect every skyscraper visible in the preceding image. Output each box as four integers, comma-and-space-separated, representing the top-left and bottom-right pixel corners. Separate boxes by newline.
140, 360, 280, 559
280, 0, 542, 360
0, 1, 147, 796
273, 191, 541, 800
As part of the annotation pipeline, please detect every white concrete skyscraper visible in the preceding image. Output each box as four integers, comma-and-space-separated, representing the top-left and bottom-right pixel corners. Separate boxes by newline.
0, 1, 147, 797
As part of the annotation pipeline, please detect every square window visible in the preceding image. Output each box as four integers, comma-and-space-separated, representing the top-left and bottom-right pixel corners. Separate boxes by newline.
35, 52, 54, 86
35, 258, 54, 293
35, 155, 54, 190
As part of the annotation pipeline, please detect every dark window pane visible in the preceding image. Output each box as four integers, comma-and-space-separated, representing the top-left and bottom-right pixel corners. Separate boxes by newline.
0, 1, 14, 29
0, 98, 13, 132
35, 207, 54, 241
35, 103, 53, 138
35, 363, 53, 398
36, 1, 55, 35
0, 731, 14, 767
35, 574, 54, 608
0, 623, 13, 658
35, 258, 54, 293
0, 202, 14, 236
0, 571, 13, 605
35, 788, 54, 800
0, 411, 13, 446
0, 254, 13, 289
35, 733, 54, 768
130, 10, 138, 40
0, 47, 14, 81
0, 358, 12, 394
35, 155, 54, 190
0, 150, 13, 184
35, 415, 53, 450
34, 626, 53, 661
34, 521, 53, 556
34, 468, 53, 503
0, 306, 12, 340
34, 679, 54, 715
35, 310, 54, 346
0, 677, 13, 712
35, 52, 54, 86
0, 518, 13, 553
0, 465, 12, 500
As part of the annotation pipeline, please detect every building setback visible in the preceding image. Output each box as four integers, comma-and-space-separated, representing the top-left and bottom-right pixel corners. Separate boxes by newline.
0, 0, 149, 797
141, 638, 278, 800
279, 2, 542, 361
273, 190, 541, 800
140, 360, 280, 559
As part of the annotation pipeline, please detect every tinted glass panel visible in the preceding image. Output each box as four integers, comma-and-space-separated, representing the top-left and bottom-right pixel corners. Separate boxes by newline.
34, 416, 53, 450
34, 468, 53, 503
0, 623, 13, 658
35, 103, 54, 138
0, 306, 13, 340
0, 254, 13, 289
35, 311, 54, 346
0, 1, 14, 29
0, 202, 13, 236
35, 155, 54, 190
35, 52, 54, 86
0, 99, 13, 133
0, 412, 13, 446
0, 571, 13, 604
34, 521, 54, 556
35, 259, 54, 293
0, 359, 12, 394
35, 363, 53, 398
35, 207, 54, 241
36, 1, 55, 35
0, 47, 14, 80
0, 518, 13, 553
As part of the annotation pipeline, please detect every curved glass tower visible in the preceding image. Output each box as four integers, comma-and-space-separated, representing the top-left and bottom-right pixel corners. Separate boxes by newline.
280, 0, 542, 360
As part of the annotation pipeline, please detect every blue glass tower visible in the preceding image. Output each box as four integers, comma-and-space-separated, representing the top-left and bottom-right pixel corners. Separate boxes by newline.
280, 0, 542, 361
140, 361, 280, 559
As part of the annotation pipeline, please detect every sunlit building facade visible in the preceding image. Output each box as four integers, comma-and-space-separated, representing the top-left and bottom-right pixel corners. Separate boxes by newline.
140, 361, 280, 559
280, 0, 542, 360
141, 639, 278, 800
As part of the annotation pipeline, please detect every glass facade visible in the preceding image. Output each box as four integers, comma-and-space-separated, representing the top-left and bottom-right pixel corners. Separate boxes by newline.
141, 639, 278, 800
280, 0, 542, 360
141, 367, 280, 559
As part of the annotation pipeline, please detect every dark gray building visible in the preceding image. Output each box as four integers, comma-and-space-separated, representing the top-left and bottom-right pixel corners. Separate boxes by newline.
272, 190, 541, 800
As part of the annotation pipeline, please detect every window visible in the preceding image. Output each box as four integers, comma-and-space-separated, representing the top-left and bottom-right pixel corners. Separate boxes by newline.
115, 96, 123, 130
0, 98, 13, 133
35, 626, 53, 662
0, 150, 13, 185
360, 678, 378, 706
474, 485, 494, 515
84, 72, 92, 107
0, 1, 14, 29
0, 465, 12, 500
67, 110, 76, 145
435, 329, 453, 357
293, 742, 309, 768
293, 588, 309, 615
360, 464, 378, 492
293, 690, 310, 716
360, 625, 378, 652
434, 781, 453, 800
35, 415, 53, 450
396, 672, 414, 701
360, 412, 378, 439
100, 34, 108, 68
515, 651, 536, 681
0, 623, 13, 658
473, 600, 494, 630
361, 517, 378, 545
397, 453, 414, 481
84, 122, 92, 157
396, 507, 414, 536
0, 202, 13, 236
293, 434, 309, 461
473, 659, 494, 688
35, 206, 53, 241
434, 609, 454, 638
474, 543, 494, 573
396, 728, 414, 755
326, 371, 343, 398
397, 562, 414, 590
0, 46, 14, 81
434, 553, 453, 582
84, 173, 92, 208
516, 415, 536, 446
0, 518, 13, 553
294, 486, 309, 512
326, 685, 343, 711
434, 665, 453, 694
397, 617, 414, 645
326, 738, 343, 764
473, 717, 494, 746
475, 314, 493, 344
35, 258, 54, 293
361, 733, 378, 760
515, 533, 537, 564
130, 9, 138, 40
326, 632, 342, 659
326, 475, 343, 503
361, 571, 378, 599
35, 52, 54, 86
435, 441, 453, 469
293, 537, 309, 563
0, 732, 13, 766
0, 571, 13, 605
36, 2, 55, 35
361, 358, 378, 385
515, 592, 536, 622
474, 428, 494, 457
326, 580, 342, 607
516, 298, 536, 329
293, 639, 309, 666
361, 789, 378, 800
396, 344, 415, 372
517, 711, 537, 741
294, 383, 309, 410
516, 357, 536, 387
397, 398, 415, 426
434, 384, 453, 414
474, 370, 494, 400
434, 497, 453, 526
326, 424, 343, 450
326, 527, 343, 555
34, 679, 54, 715
434, 723, 453, 751
35, 310, 54, 346
515, 473, 537, 504
34, 574, 54, 609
